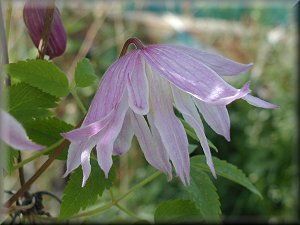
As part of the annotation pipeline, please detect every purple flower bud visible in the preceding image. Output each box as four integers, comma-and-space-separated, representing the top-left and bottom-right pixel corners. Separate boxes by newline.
23, 0, 67, 59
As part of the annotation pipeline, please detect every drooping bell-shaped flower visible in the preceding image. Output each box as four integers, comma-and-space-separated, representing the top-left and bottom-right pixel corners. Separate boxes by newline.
23, 0, 67, 59
62, 38, 277, 186
0, 109, 44, 151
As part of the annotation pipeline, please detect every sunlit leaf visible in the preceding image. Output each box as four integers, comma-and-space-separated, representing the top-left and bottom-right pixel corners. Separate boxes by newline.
7, 59, 69, 97
75, 58, 97, 87
8, 83, 58, 121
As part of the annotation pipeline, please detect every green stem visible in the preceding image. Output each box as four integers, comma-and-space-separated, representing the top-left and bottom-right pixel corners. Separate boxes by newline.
115, 203, 141, 220
70, 89, 87, 114
13, 139, 64, 170
72, 171, 162, 219
71, 202, 114, 219
5, 0, 12, 42
70, 80, 87, 114
116, 171, 161, 203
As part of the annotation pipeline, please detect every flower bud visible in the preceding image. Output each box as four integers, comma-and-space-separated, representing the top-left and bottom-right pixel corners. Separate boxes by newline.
23, 0, 67, 59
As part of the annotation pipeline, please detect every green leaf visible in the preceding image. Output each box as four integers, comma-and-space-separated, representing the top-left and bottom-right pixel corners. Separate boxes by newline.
4, 148, 19, 174
191, 156, 262, 198
188, 144, 198, 154
8, 83, 58, 121
154, 199, 202, 223
180, 118, 218, 152
186, 167, 221, 221
8, 59, 69, 97
75, 58, 97, 87
59, 159, 116, 219
23, 117, 73, 160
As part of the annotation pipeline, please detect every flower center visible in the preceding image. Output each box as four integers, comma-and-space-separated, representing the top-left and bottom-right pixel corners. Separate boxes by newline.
119, 37, 144, 58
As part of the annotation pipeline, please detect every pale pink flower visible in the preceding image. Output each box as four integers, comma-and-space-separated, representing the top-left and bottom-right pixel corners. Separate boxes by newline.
62, 38, 277, 186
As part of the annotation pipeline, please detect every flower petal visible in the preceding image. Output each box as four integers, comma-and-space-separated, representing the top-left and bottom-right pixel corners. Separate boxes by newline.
81, 149, 91, 187
172, 87, 216, 178
157, 45, 253, 76
142, 46, 250, 105
63, 136, 98, 178
0, 110, 44, 151
127, 55, 149, 115
96, 93, 129, 178
147, 65, 190, 185
243, 95, 279, 109
62, 110, 113, 142
113, 110, 134, 156
193, 98, 231, 141
130, 111, 172, 178
83, 50, 139, 126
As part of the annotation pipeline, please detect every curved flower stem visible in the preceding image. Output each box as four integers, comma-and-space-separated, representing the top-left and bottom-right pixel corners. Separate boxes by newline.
72, 171, 162, 219
13, 139, 64, 170
119, 37, 144, 58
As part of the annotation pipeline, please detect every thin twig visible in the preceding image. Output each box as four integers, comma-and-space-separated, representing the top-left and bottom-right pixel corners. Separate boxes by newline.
66, 3, 108, 79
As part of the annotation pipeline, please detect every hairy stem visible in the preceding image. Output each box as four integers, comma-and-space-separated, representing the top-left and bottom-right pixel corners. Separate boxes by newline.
119, 37, 144, 58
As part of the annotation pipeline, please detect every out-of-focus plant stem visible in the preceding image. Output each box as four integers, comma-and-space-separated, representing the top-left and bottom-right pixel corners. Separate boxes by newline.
71, 171, 162, 219
13, 139, 64, 170
5, 0, 12, 42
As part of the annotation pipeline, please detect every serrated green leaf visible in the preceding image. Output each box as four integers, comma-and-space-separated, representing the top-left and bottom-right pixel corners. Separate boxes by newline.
22, 117, 73, 160
180, 118, 218, 152
186, 167, 221, 221
8, 59, 69, 97
59, 159, 116, 219
154, 199, 202, 223
191, 156, 262, 198
8, 83, 58, 121
75, 58, 97, 87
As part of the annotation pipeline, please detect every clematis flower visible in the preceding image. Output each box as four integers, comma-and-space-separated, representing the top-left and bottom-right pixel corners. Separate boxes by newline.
0, 109, 44, 151
23, 0, 67, 59
62, 38, 277, 186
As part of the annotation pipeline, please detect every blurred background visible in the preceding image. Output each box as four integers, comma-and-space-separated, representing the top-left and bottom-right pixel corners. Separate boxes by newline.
3, 0, 298, 223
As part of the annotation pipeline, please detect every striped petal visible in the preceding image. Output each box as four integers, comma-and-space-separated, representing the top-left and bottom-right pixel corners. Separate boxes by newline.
0, 110, 44, 151
62, 110, 113, 142
127, 55, 149, 115
194, 99, 231, 141
113, 110, 134, 156
243, 95, 279, 109
147, 64, 190, 185
130, 111, 172, 177
96, 93, 129, 178
157, 44, 253, 76
83, 50, 139, 126
142, 46, 250, 105
172, 87, 216, 178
